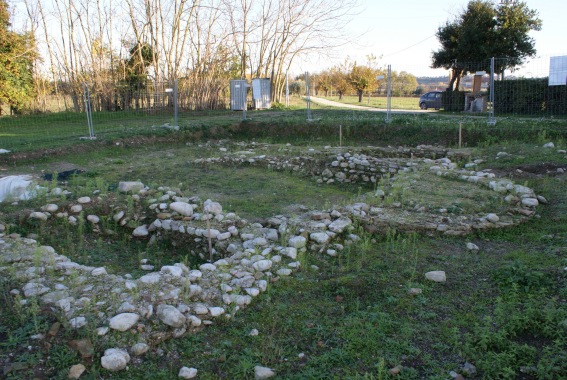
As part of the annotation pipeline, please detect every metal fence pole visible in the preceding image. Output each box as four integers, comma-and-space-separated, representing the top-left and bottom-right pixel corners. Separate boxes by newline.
82, 83, 95, 139
385, 64, 392, 124
174, 79, 179, 127
488, 57, 496, 125
306, 71, 312, 121
285, 72, 289, 107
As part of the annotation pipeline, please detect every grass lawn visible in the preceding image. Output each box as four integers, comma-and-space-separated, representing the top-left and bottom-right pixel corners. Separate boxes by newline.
316, 95, 421, 110
0, 111, 566, 379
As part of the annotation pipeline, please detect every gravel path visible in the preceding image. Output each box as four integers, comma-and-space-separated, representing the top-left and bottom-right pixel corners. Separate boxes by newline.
308, 96, 437, 114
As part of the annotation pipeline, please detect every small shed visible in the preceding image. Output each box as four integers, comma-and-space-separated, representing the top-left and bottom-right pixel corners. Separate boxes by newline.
230, 80, 249, 111
252, 78, 271, 109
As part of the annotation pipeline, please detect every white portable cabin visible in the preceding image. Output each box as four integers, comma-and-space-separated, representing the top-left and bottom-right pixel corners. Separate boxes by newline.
230, 80, 249, 111
252, 78, 271, 109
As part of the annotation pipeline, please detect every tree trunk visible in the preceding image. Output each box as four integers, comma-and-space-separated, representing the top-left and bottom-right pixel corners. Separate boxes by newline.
358, 90, 363, 102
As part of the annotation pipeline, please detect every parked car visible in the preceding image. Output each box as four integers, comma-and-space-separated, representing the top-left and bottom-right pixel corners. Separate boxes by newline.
419, 91, 443, 110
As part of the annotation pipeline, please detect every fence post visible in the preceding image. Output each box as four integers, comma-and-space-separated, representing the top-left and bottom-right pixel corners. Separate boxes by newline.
385, 64, 392, 124
488, 57, 496, 125
174, 79, 179, 127
285, 71, 289, 107
82, 83, 95, 140
306, 71, 312, 121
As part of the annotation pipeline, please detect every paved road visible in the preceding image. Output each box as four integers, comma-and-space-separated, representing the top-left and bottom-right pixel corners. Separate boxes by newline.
307, 97, 438, 114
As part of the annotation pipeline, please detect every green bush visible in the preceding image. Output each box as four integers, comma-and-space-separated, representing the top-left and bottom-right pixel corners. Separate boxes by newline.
494, 78, 567, 116
442, 90, 466, 111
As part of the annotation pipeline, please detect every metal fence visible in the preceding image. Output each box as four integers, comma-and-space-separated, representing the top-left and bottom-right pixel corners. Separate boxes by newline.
0, 54, 566, 153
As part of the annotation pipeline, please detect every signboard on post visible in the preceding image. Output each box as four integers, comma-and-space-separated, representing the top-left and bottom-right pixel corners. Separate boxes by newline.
549, 55, 567, 86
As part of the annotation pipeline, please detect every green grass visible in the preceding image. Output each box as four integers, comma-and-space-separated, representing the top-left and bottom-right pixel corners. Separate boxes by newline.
0, 117, 566, 379
316, 95, 421, 110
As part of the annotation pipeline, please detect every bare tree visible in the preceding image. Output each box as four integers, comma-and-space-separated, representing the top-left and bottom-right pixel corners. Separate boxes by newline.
12, 0, 359, 112
222, 0, 360, 102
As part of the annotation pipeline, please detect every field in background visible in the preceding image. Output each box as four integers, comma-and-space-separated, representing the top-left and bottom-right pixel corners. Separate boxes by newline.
317, 95, 420, 110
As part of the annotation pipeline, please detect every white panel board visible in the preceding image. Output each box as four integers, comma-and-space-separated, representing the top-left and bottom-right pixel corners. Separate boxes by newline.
252, 79, 262, 100
548, 55, 567, 86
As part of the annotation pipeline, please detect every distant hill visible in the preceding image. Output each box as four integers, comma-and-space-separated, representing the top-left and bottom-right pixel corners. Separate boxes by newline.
416, 76, 449, 92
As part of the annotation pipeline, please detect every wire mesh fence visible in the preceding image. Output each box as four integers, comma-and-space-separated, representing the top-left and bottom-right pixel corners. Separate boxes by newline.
0, 54, 566, 153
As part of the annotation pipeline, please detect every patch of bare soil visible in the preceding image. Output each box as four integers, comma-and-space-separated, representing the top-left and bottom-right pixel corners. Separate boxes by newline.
492, 162, 567, 179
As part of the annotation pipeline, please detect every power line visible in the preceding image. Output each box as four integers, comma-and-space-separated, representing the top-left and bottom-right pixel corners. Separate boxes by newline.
383, 35, 436, 57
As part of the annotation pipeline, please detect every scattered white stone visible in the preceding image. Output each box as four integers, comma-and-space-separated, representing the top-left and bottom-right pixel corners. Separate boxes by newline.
199, 263, 216, 271
486, 213, 500, 223
113, 210, 125, 221
77, 196, 91, 204
131, 342, 150, 356
536, 195, 548, 204
96, 326, 109, 336
522, 198, 539, 207
276, 268, 292, 276
203, 199, 223, 215
288, 236, 306, 249
139, 273, 161, 284
133, 225, 149, 237
254, 365, 275, 379
310, 232, 330, 244
109, 313, 140, 332
29, 212, 48, 221
252, 260, 273, 271
170, 202, 194, 216
87, 215, 100, 224
466, 242, 479, 251
68, 364, 86, 379
209, 307, 225, 317
41, 204, 58, 212
119, 181, 145, 193
69, 316, 87, 329
70, 205, 83, 213
157, 304, 186, 327
249, 329, 259, 336
101, 348, 131, 371
328, 218, 352, 233
281, 247, 297, 259
23, 282, 50, 297
91, 267, 107, 276
425, 271, 446, 283
161, 265, 183, 277
178, 367, 198, 379
543, 142, 555, 148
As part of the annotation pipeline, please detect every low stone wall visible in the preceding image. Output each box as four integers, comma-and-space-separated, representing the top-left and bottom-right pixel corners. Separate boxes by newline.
0, 144, 545, 372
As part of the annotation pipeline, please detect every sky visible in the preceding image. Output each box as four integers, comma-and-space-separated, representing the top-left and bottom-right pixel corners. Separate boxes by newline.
304, 0, 566, 77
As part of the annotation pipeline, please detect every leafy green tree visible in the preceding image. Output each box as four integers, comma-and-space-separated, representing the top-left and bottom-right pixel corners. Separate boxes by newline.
432, 0, 541, 90
315, 71, 332, 96
289, 80, 305, 97
0, 0, 37, 114
348, 64, 379, 102
391, 71, 418, 97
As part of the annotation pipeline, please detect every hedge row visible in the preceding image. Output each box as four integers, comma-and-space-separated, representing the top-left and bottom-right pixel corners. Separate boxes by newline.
494, 78, 567, 116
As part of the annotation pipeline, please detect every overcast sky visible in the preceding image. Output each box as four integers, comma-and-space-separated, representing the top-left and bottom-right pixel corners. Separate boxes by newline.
301, 0, 566, 77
